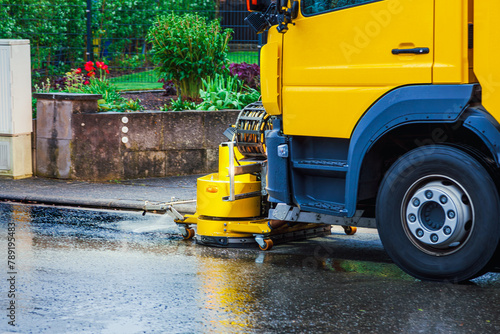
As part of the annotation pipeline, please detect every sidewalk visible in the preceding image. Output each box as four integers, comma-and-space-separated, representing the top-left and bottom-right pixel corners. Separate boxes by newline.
0, 175, 199, 214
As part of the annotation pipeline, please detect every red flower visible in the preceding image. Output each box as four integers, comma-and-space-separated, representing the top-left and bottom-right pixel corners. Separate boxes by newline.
75, 68, 82, 74
84, 61, 95, 72
96, 61, 104, 69
87, 71, 95, 77
84, 80, 90, 85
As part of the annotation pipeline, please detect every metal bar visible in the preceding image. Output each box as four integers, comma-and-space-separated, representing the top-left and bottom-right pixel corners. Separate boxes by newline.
165, 206, 185, 221
391, 47, 429, 55
269, 204, 377, 228
234, 163, 263, 175
238, 116, 264, 121
223, 191, 262, 201
143, 199, 196, 213
228, 142, 235, 201
86, 0, 93, 62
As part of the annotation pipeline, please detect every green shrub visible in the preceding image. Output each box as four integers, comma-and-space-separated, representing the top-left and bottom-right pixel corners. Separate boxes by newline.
94, 0, 216, 58
147, 13, 232, 99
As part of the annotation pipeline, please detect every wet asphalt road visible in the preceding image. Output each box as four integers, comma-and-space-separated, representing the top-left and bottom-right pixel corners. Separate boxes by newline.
2, 202, 500, 333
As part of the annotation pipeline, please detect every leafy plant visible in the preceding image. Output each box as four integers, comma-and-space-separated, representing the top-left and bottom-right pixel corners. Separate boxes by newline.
196, 73, 260, 111
165, 97, 198, 111
98, 98, 144, 113
147, 13, 232, 99
228, 62, 260, 90
32, 78, 55, 118
63, 68, 86, 93
82, 79, 123, 105
33, 78, 53, 94
81, 78, 143, 112
63, 60, 143, 112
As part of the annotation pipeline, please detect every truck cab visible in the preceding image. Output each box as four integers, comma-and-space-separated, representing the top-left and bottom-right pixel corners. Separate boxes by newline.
252, 0, 500, 281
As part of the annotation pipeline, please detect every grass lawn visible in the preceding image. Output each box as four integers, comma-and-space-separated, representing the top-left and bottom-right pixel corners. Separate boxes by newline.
227, 51, 259, 64
110, 69, 157, 83
111, 51, 259, 91
113, 81, 163, 91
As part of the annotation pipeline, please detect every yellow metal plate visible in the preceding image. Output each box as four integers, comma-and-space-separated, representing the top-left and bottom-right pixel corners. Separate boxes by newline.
474, 1, 500, 122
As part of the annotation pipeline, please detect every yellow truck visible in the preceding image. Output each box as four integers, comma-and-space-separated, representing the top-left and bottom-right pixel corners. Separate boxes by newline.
155, 0, 500, 282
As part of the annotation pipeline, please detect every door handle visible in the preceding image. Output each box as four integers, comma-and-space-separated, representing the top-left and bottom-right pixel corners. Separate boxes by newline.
392, 47, 430, 55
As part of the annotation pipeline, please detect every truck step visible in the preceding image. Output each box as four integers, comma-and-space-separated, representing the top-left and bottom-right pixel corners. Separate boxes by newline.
302, 201, 346, 214
292, 159, 349, 172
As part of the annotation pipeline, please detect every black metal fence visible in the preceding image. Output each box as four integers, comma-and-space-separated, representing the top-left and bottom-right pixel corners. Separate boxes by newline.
0, 0, 259, 85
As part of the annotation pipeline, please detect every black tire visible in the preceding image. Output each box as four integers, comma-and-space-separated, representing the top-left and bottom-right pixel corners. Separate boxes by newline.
376, 145, 500, 282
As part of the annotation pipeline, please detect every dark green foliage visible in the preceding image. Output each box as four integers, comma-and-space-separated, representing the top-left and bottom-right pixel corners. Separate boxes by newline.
0, 0, 86, 77
0, 0, 217, 79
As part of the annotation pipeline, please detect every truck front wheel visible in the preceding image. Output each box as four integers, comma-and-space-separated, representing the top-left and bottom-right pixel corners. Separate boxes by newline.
376, 145, 500, 282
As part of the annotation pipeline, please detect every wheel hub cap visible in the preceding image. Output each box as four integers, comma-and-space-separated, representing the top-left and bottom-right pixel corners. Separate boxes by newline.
405, 180, 472, 250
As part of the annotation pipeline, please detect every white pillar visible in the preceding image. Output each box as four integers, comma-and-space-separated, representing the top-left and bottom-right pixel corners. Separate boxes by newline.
0, 39, 32, 179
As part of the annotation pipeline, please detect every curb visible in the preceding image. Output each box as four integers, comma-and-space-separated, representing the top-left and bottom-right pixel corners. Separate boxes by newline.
0, 195, 197, 215
120, 89, 165, 94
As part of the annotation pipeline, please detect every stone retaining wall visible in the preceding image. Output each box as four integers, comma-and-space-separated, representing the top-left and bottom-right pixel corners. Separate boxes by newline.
34, 93, 239, 181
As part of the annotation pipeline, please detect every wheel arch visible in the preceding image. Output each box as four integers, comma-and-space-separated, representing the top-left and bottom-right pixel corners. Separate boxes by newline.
357, 121, 498, 205
345, 84, 481, 216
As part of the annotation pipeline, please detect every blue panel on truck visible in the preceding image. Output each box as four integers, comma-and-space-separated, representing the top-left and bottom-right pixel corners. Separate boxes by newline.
266, 119, 292, 204
289, 136, 350, 215
345, 84, 475, 216
463, 108, 500, 165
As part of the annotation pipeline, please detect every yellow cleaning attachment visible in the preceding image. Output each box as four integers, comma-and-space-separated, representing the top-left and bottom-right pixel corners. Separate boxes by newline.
178, 144, 269, 247
171, 103, 331, 250
176, 144, 331, 251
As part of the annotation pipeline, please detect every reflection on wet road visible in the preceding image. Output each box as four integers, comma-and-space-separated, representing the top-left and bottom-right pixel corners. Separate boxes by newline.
1, 203, 500, 333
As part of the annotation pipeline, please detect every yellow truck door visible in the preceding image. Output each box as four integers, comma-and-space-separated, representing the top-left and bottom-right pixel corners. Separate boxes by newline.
282, 0, 434, 138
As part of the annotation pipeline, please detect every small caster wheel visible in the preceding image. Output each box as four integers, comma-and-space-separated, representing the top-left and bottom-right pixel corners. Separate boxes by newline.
182, 228, 195, 240
343, 226, 357, 235
258, 239, 273, 251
